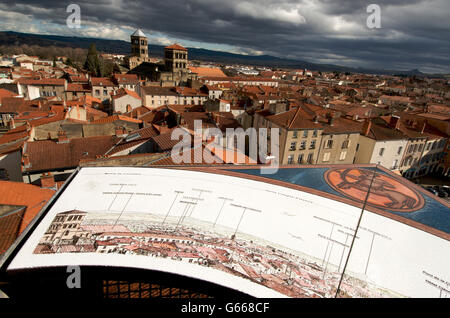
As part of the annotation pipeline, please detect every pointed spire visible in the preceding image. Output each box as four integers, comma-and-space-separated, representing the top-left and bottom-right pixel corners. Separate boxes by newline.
132, 29, 147, 37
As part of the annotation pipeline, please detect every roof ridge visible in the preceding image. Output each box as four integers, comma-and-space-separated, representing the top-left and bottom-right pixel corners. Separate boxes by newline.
288, 107, 302, 129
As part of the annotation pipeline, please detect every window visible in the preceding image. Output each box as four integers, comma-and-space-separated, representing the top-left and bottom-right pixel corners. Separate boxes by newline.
323, 152, 331, 162
103, 90, 107, 96
289, 142, 296, 151
310, 140, 316, 149
312, 129, 318, 138
95, 90, 100, 96
326, 140, 333, 149
300, 141, 306, 150
379, 148, 385, 156
303, 130, 308, 138
342, 140, 350, 149
418, 144, 423, 152
340, 151, 347, 161
393, 159, 399, 169
292, 131, 298, 139
426, 143, 431, 150
307, 154, 313, 164
298, 154, 304, 164
397, 146, 403, 155
287, 155, 294, 164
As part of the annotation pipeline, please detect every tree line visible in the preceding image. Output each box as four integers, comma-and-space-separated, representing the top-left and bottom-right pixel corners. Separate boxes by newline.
0, 43, 121, 77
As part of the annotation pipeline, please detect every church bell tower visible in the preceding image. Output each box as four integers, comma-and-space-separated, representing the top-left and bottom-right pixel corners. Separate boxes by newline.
131, 29, 148, 58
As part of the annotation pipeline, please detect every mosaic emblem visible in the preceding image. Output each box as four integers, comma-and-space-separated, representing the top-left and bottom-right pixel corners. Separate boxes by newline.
325, 168, 424, 212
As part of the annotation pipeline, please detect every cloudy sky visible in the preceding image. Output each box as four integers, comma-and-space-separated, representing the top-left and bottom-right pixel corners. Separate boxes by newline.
0, 0, 449, 73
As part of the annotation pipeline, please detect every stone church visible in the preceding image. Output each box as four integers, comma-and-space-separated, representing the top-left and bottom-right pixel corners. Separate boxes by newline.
124, 29, 198, 87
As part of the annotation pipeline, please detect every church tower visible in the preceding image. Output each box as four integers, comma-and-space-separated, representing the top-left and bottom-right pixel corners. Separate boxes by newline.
131, 29, 148, 58
164, 44, 188, 73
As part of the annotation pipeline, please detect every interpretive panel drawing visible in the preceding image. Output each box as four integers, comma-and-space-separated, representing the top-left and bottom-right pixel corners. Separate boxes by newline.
6, 167, 449, 298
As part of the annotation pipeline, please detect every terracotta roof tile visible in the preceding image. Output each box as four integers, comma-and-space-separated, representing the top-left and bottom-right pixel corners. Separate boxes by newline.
91, 114, 142, 124
90, 77, 116, 87
0, 88, 18, 104
17, 78, 66, 86
113, 73, 139, 85
0, 181, 55, 252
66, 83, 91, 92
107, 125, 160, 155
112, 88, 141, 100
151, 129, 179, 151
23, 135, 120, 172
165, 44, 188, 51
189, 67, 226, 78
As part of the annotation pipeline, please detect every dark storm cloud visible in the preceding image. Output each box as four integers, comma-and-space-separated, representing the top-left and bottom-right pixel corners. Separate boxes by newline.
0, 0, 449, 72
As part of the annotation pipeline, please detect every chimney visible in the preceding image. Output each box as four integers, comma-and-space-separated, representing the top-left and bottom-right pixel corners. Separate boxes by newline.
40, 172, 56, 189
8, 118, 15, 129
327, 112, 336, 126
421, 121, 427, 134
115, 126, 127, 137
362, 120, 372, 136
22, 154, 31, 169
57, 130, 69, 143
390, 116, 401, 130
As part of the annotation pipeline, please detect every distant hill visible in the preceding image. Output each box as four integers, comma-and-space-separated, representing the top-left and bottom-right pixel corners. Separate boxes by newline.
0, 31, 435, 77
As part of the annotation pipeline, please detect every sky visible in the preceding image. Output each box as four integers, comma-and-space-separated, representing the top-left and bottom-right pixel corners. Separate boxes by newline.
0, 0, 449, 73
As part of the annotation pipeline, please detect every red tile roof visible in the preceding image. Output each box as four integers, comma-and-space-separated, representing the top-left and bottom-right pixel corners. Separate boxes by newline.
17, 78, 66, 86
165, 44, 188, 51
113, 73, 139, 85
91, 114, 142, 124
106, 125, 160, 155
112, 88, 141, 100
90, 77, 116, 87
150, 129, 179, 151
27, 112, 66, 128
23, 135, 120, 172
0, 97, 49, 114
189, 67, 226, 78
0, 126, 30, 146
175, 87, 207, 97
66, 83, 91, 92
0, 88, 18, 104
0, 181, 55, 253
264, 107, 323, 130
